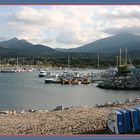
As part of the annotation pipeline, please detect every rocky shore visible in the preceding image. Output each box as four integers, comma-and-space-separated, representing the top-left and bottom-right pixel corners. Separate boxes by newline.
0, 98, 140, 135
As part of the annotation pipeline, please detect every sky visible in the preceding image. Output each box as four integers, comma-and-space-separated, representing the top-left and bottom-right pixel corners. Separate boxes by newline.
0, 5, 140, 48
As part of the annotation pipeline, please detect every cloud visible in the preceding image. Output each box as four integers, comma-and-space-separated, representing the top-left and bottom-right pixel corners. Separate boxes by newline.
1, 6, 140, 48
7, 6, 98, 46
105, 6, 140, 19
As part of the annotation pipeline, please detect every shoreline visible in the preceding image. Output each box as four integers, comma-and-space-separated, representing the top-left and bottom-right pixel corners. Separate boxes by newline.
0, 98, 140, 134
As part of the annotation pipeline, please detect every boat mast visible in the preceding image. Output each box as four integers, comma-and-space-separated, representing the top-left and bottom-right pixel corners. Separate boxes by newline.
32, 58, 34, 66
125, 48, 127, 65
119, 48, 122, 66
97, 53, 100, 73
128, 53, 132, 65
68, 54, 70, 69
116, 56, 119, 67
22, 57, 24, 66
16, 56, 18, 67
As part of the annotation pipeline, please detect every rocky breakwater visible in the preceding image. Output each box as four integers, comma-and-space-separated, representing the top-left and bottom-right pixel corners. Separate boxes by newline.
97, 74, 140, 90
97, 65, 140, 90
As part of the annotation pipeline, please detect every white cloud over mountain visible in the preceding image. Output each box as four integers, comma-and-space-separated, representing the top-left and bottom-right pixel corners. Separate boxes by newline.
1, 6, 140, 48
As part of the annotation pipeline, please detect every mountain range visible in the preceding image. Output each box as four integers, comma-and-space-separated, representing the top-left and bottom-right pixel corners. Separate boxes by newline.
0, 33, 140, 57
0, 38, 57, 56
56, 33, 140, 56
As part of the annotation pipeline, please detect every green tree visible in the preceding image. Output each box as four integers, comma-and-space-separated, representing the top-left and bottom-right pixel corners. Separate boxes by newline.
118, 65, 129, 75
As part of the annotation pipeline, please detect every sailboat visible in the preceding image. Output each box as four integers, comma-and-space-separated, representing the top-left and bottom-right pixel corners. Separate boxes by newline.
63, 54, 71, 73
14, 57, 24, 72
91, 53, 104, 83
0, 58, 16, 73
1, 57, 22, 73
66, 54, 70, 71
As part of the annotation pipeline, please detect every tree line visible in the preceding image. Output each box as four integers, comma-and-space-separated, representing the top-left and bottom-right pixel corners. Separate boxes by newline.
0, 53, 140, 68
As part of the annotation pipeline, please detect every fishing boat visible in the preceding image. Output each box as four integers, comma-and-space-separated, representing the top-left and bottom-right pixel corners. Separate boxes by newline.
39, 70, 47, 77
45, 77, 61, 84
60, 78, 70, 85
81, 77, 90, 84
0, 69, 16, 73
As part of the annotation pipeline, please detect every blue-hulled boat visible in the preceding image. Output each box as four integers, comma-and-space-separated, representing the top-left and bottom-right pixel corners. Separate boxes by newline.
107, 110, 125, 134
118, 109, 132, 133
126, 108, 140, 132
108, 107, 140, 134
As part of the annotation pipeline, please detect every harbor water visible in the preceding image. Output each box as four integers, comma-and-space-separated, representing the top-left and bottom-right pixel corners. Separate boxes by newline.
0, 69, 140, 111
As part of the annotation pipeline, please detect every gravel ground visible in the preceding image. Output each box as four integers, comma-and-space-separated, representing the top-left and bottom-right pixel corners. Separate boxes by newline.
0, 99, 140, 135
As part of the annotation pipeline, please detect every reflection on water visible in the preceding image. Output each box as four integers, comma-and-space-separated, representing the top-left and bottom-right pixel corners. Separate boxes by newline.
0, 70, 139, 111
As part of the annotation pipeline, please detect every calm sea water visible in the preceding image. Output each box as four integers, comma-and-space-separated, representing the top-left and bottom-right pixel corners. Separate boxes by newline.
0, 70, 140, 111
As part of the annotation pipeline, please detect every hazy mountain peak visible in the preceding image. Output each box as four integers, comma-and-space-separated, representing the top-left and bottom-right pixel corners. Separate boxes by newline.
20, 39, 33, 44
20, 39, 26, 41
0, 37, 58, 56
10, 37, 19, 41
61, 33, 140, 54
